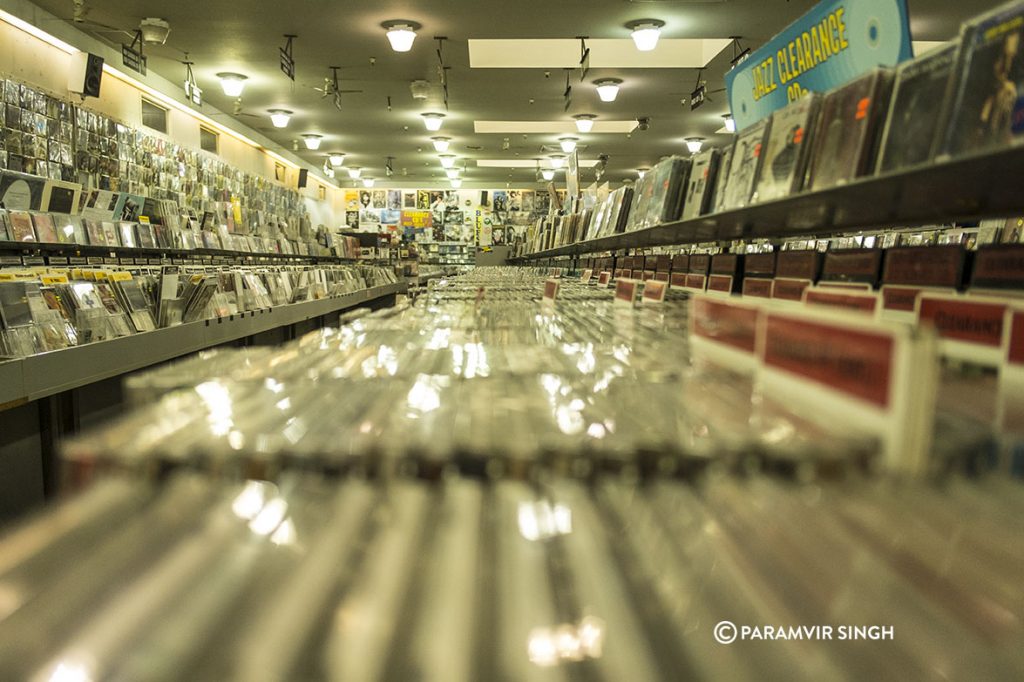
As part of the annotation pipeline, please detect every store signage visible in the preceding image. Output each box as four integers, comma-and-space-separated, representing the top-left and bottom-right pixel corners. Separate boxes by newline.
690, 83, 707, 111
725, 0, 913, 130
280, 35, 297, 81
121, 32, 147, 76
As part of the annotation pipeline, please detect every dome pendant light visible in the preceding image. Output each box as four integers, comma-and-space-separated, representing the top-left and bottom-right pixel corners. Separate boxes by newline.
573, 114, 596, 133
685, 137, 705, 154
626, 19, 665, 52
217, 72, 248, 97
558, 137, 578, 154
328, 153, 346, 167
723, 114, 736, 133
445, 168, 460, 179
637, 168, 649, 179
382, 20, 421, 52
302, 134, 323, 150
431, 137, 451, 153
421, 113, 445, 131
347, 166, 362, 179
450, 178, 463, 188
541, 168, 555, 181
549, 154, 565, 169
362, 177, 375, 188
439, 154, 457, 168
268, 109, 292, 128
593, 78, 623, 103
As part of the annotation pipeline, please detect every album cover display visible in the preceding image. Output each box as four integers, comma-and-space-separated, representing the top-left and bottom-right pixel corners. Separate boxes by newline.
30, 211, 59, 242
720, 117, 771, 210
586, 194, 612, 241
84, 219, 105, 245
876, 42, 960, 173
102, 221, 120, 247
8, 209, 36, 242
942, 3, 1024, 158
752, 94, 821, 204
681, 149, 720, 221
805, 68, 894, 192
644, 156, 690, 228
603, 186, 634, 237
0, 209, 10, 241
135, 222, 157, 249
625, 174, 654, 232
0, 281, 34, 328
711, 144, 736, 215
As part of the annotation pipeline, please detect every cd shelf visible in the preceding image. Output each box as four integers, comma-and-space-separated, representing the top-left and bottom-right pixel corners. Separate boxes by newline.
512, 145, 1024, 261
0, 241, 370, 266
0, 282, 405, 407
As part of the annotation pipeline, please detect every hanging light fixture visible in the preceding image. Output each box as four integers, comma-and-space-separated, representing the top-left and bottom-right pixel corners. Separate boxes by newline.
637, 167, 649, 179
322, 160, 335, 178
328, 153, 345, 167
685, 137, 705, 153
431, 136, 451, 152
347, 166, 362, 179
421, 113, 445, 131
439, 154, 456, 168
723, 114, 736, 133
450, 178, 463, 188
382, 20, 420, 52
541, 168, 555, 181
558, 137, 578, 153
362, 177, 375, 188
593, 78, 622, 103
268, 109, 292, 128
445, 168, 460, 179
216, 72, 248, 97
626, 20, 665, 52
573, 114, 596, 133
302, 134, 323, 150
549, 154, 565, 169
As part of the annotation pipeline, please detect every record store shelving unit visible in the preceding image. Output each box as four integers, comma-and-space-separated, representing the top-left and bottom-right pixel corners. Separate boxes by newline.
510, 146, 1024, 264
0, 280, 407, 518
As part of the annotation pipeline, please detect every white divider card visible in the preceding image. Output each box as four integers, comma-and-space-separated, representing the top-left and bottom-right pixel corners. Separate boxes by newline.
614, 278, 640, 307
688, 295, 762, 374
641, 279, 667, 304
757, 306, 938, 475
580, 269, 593, 283
772, 278, 812, 302
803, 287, 880, 316
998, 307, 1024, 437
597, 271, 612, 287
916, 293, 1010, 366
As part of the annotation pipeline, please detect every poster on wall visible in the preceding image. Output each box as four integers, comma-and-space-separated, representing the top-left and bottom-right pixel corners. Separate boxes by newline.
416, 190, 430, 209
566, 151, 580, 201
401, 210, 433, 228
371, 190, 386, 209
381, 208, 401, 224
345, 210, 359, 228
522, 190, 535, 212
387, 190, 402, 210
724, 0, 913, 130
345, 190, 360, 210
403, 191, 417, 208
493, 190, 508, 213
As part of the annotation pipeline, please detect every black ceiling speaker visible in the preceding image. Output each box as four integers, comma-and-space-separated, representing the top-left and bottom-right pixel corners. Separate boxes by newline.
68, 52, 104, 98
297, 168, 309, 188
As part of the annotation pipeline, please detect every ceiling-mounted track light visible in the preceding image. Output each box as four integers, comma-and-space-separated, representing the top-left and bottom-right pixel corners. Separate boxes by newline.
558, 137, 578, 153
593, 78, 622, 103
626, 19, 664, 52
382, 20, 420, 53
573, 114, 596, 133
302, 134, 323, 150
268, 109, 292, 128
216, 72, 248, 97
431, 136, 451, 152
421, 112, 445, 131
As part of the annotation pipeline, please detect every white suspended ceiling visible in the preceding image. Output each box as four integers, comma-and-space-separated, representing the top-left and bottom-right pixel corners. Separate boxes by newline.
468, 38, 733, 69
476, 159, 600, 169
474, 121, 639, 134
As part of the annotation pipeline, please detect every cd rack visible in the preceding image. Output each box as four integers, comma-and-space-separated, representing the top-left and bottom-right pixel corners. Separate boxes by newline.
512, 144, 1024, 261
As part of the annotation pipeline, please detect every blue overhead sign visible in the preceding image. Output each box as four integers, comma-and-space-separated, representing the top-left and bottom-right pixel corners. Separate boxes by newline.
725, 0, 913, 130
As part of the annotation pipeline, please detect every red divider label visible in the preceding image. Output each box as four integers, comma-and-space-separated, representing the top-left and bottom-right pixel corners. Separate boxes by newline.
654, 271, 669, 282
742, 278, 773, 298
642, 280, 667, 303
804, 289, 878, 314
597, 271, 611, 286
772, 278, 811, 301
762, 314, 893, 408
1010, 311, 1024, 365
543, 279, 560, 301
685, 274, 707, 291
882, 246, 963, 287
918, 298, 1006, 348
615, 279, 639, 305
881, 286, 922, 312
776, 251, 818, 280
707, 274, 733, 293
692, 298, 759, 353
670, 272, 687, 288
